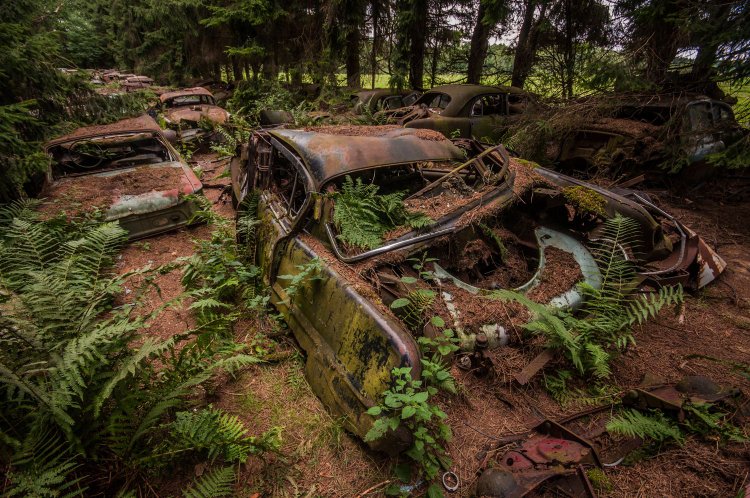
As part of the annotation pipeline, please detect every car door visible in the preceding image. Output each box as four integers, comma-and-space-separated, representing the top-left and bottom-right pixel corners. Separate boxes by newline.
237, 134, 311, 285
469, 93, 506, 141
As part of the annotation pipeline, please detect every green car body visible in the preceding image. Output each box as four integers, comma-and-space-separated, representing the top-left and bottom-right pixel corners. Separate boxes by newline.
383, 84, 536, 141
230, 127, 725, 452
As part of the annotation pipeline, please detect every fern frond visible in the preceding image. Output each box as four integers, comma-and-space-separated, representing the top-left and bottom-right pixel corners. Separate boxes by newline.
182, 466, 235, 498
0, 219, 61, 288
50, 317, 142, 425
6, 431, 85, 498
56, 222, 127, 292
93, 337, 174, 417
332, 175, 433, 249
210, 354, 263, 376
623, 285, 683, 327
606, 409, 683, 443
169, 407, 258, 462
0, 199, 42, 229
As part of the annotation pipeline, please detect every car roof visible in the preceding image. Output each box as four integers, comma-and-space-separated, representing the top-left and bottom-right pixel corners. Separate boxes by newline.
45, 115, 163, 147
270, 128, 466, 188
421, 84, 526, 115
354, 88, 412, 100
159, 86, 213, 102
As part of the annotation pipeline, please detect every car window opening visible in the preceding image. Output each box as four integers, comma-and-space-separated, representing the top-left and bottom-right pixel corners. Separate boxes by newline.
49, 133, 175, 179
322, 147, 509, 257
269, 149, 306, 217
416, 92, 451, 112
165, 95, 215, 107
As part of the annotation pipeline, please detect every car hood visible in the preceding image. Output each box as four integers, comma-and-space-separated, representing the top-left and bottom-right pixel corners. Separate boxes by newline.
163, 105, 229, 125
44, 161, 202, 221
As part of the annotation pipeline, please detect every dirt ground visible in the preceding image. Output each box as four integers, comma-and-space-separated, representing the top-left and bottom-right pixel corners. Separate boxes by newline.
121, 153, 750, 497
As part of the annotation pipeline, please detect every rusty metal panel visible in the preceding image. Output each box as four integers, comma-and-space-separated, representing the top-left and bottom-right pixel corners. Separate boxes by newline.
270, 129, 465, 187
45, 115, 164, 147
269, 236, 421, 448
159, 86, 214, 102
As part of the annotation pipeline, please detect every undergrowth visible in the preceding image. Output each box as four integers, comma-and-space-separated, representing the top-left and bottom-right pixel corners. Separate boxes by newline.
0, 201, 279, 496
365, 257, 459, 497
332, 175, 433, 249
495, 214, 684, 379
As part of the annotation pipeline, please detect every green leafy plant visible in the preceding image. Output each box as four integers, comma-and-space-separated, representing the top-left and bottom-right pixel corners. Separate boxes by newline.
277, 258, 324, 303
211, 116, 252, 158
182, 466, 235, 498
364, 367, 452, 485
494, 214, 684, 379
332, 175, 432, 249
683, 403, 748, 443
391, 287, 437, 331
0, 202, 275, 496
606, 409, 684, 444
366, 260, 459, 495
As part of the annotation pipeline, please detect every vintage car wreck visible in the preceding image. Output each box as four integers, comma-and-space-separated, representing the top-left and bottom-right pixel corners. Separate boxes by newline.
551, 93, 746, 180
229, 126, 725, 450
41, 115, 203, 239
382, 84, 536, 141
157, 87, 230, 143
351, 88, 421, 114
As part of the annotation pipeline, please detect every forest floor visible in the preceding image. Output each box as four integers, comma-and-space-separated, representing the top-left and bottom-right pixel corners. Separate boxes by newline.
118, 152, 750, 497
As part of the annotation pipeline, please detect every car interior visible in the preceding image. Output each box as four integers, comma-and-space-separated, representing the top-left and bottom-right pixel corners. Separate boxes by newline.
49, 133, 175, 178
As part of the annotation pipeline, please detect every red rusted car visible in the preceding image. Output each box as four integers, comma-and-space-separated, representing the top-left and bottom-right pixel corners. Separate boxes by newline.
42, 115, 203, 239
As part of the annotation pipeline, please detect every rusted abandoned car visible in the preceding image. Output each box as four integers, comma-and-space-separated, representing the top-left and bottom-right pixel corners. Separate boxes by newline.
157, 87, 230, 142
229, 126, 724, 448
552, 94, 746, 179
351, 88, 421, 114
41, 115, 203, 239
122, 75, 154, 92
383, 84, 536, 141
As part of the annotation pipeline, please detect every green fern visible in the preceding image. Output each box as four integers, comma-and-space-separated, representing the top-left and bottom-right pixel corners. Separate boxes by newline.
683, 403, 748, 442
494, 214, 684, 380
332, 175, 432, 249
0, 206, 276, 495
5, 432, 85, 498
391, 288, 437, 332
236, 190, 261, 260
607, 409, 684, 443
183, 466, 235, 498
168, 407, 281, 463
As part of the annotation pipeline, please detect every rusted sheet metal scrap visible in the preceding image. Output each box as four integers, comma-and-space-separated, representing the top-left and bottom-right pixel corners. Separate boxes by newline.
474, 375, 748, 497
475, 419, 599, 497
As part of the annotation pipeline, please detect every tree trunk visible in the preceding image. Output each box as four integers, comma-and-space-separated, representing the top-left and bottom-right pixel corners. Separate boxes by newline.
370, 0, 381, 88
563, 0, 574, 99
345, 19, 361, 87
690, 3, 731, 82
261, 52, 277, 81
641, 0, 680, 85
408, 0, 428, 89
511, 0, 536, 87
467, 0, 491, 84
231, 57, 242, 82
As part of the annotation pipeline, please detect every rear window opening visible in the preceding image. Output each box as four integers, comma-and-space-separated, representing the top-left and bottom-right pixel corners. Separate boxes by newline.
415, 92, 451, 112
368, 201, 591, 346
164, 95, 216, 107
48, 133, 174, 179
322, 145, 509, 255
